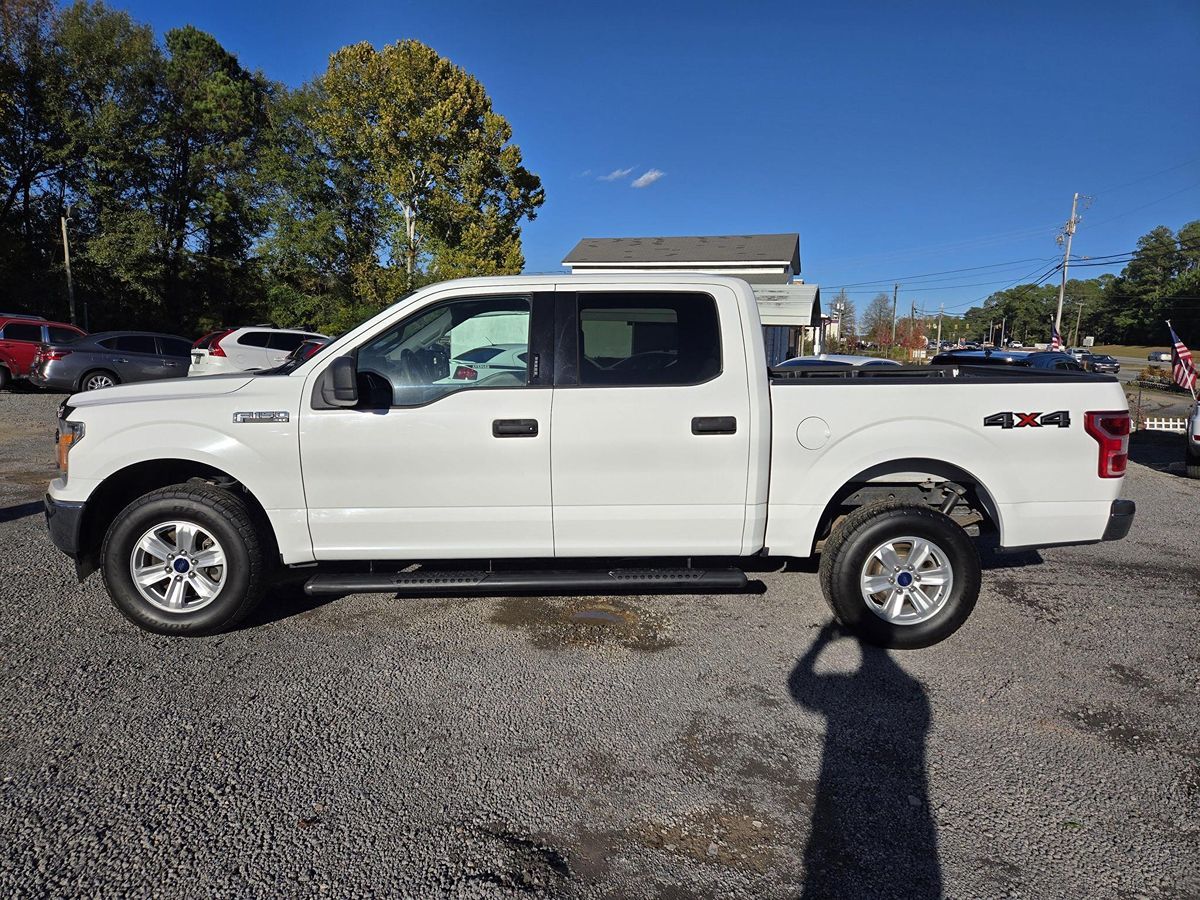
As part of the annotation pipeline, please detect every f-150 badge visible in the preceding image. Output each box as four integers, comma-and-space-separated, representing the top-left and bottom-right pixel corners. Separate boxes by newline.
984, 411, 1070, 429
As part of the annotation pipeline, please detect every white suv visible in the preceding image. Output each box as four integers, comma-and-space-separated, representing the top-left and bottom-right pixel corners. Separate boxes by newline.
189, 327, 327, 376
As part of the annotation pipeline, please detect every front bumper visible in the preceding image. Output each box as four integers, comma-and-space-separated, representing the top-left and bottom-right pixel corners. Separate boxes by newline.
44, 494, 85, 557
1101, 499, 1135, 542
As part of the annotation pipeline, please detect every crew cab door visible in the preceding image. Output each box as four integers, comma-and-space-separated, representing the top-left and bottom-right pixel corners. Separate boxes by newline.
550, 286, 752, 556
300, 290, 554, 560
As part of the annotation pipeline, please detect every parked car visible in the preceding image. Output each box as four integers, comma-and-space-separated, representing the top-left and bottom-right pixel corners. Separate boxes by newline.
46, 273, 1134, 649
189, 326, 328, 376
282, 336, 331, 367
443, 343, 529, 381
1187, 401, 1199, 479
775, 354, 902, 368
0, 314, 87, 389
929, 349, 1085, 371
31, 331, 192, 392
1148, 350, 1172, 362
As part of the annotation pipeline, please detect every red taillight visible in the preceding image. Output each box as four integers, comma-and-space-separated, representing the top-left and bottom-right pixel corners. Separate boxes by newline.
208, 329, 234, 357
453, 365, 478, 381
1084, 410, 1130, 478
43, 348, 72, 361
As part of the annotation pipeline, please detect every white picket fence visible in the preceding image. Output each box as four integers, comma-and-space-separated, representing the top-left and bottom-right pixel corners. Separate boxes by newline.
1139, 416, 1187, 433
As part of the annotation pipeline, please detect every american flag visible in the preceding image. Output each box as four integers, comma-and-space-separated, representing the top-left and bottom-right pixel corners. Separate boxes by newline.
1169, 323, 1197, 393
1051, 321, 1063, 351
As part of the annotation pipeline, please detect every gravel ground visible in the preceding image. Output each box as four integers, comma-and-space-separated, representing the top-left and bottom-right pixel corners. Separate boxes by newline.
0, 390, 1197, 898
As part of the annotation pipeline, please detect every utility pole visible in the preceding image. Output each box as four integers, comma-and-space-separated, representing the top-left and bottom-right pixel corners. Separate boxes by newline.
999, 316, 1006, 348
890, 283, 898, 348
936, 303, 944, 349
1055, 192, 1086, 335
1072, 300, 1085, 347
60, 209, 76, 326
988, 319, 993, 346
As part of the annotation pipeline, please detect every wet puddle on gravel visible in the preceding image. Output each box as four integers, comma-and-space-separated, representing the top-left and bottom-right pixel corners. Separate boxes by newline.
490, 596, 676, 652
633, 809, 782, 871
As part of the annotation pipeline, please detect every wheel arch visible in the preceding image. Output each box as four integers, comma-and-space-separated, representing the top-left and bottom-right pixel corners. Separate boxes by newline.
810, 456, 1002, 554
76, 458, 277, 579
75, 367, 119, 392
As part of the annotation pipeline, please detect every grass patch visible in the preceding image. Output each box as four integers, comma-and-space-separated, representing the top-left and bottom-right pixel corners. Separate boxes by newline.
1088, 344, 1170, 357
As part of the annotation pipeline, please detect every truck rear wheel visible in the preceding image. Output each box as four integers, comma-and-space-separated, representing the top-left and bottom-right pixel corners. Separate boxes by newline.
818, 501, 980, 649
100, 484, 266, 635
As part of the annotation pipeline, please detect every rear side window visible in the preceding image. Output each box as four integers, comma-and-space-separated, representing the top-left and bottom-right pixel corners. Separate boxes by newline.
159, 338, 192, 358
238, 331, 272, 348
113, 335, 158, 354
2, 322, 42, 341
577, 292, 721, 386
47, 326, 81, 343
266, 332, 307, 352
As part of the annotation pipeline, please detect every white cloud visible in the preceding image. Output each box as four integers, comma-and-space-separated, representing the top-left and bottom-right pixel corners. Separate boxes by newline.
578, 168, 592, 177
631, 168, 665, 189
598, 167, 634, 181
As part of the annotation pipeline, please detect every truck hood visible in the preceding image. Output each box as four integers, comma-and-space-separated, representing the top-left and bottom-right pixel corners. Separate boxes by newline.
67, 374, 256, 408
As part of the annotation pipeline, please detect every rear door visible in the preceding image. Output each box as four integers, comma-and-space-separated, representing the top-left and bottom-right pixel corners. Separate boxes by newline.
0, 321, 45, 375
156, 337, 192, 377
110, 334, 165, 381
549, 286, 752, 556
233, 331, 273, 370
265, 332, 310, 368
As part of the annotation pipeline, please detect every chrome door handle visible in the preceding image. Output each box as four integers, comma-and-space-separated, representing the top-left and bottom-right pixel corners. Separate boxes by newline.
113, 358, 129, 363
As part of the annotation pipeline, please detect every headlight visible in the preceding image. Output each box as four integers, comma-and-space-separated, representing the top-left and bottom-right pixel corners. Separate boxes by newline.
56, 420, 84, 473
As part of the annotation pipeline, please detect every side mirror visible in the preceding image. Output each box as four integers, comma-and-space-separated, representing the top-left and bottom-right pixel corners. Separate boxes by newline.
320, 355, 358, 407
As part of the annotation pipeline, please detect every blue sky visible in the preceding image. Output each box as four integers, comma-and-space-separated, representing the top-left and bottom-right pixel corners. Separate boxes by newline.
118, 0, 1200, 313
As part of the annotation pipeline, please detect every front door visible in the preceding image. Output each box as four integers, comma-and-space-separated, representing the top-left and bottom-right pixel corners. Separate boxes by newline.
550, 286, 753, 556
300, 291, 554, 560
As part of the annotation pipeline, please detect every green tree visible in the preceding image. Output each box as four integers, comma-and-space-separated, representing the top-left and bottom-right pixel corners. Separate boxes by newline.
315, 39, 543, 292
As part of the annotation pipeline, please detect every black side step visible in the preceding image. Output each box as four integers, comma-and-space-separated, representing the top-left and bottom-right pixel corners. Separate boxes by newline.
303, 567, 748, 597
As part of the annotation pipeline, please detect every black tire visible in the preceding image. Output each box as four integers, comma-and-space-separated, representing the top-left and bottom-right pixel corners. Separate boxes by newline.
100, 484, 266, 635
79, 369, 119, 391
0, 366, 9, 391
1187, 463, 1200, 480
818, 501, 980, 649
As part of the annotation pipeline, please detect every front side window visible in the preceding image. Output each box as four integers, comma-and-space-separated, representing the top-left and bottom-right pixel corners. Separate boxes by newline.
577, 292, 721, 386
356, 296, 530, 407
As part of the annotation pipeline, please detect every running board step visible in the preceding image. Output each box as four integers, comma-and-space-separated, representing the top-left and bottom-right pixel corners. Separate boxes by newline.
303, 567, 748, 597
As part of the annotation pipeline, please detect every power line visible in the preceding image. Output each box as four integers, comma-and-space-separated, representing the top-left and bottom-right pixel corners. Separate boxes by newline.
824, 256, 1057, 290
1090, 154, 1200, 196
1085, 181, 1200, 229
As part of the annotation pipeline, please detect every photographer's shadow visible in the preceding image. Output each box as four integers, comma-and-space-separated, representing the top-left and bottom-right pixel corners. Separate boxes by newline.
788, 623, 942, 899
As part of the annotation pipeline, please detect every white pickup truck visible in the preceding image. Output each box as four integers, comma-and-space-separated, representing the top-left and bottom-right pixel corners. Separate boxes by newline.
44, 275, 1135, 648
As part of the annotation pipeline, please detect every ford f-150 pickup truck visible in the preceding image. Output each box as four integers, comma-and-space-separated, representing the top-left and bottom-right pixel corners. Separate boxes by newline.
44, 275, 1136, 647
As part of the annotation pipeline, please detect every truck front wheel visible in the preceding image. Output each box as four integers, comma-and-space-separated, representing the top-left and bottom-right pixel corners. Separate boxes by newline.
818, 502, 980, 649
100, 484, 266, 635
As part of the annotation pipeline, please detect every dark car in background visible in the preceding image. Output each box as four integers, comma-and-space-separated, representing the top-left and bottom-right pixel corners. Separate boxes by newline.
1080, 353, 1120, 374
30, 331, 193, 392
929, 349, 1086, 371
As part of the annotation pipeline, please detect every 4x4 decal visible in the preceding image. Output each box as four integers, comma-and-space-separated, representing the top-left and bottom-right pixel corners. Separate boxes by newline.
984, 410, 1071, 429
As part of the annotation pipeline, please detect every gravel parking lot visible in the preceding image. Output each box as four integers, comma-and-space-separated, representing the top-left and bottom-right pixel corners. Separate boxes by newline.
1, 391, 1197, 898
